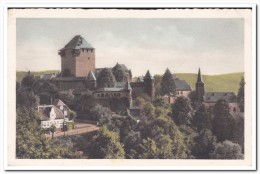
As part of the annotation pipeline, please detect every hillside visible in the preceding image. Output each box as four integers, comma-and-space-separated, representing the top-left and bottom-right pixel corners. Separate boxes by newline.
174, 72, 244, 94
16, 70, 243, 94
16, 70, 60, 82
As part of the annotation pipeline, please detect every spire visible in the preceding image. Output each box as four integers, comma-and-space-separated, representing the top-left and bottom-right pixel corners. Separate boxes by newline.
197, 68, 203, 83
144, 70, 153, 80
86, 71, 96, 81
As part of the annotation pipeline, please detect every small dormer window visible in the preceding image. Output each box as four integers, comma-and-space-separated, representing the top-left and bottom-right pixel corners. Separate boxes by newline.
60, 105, 63, 110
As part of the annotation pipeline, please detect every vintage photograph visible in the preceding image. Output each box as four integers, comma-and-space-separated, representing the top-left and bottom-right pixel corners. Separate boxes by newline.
6, 7, 255, 169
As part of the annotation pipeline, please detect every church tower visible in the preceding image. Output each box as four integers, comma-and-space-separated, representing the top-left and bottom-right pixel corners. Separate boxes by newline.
58, 35, 95, 77
196, 68, 205, 103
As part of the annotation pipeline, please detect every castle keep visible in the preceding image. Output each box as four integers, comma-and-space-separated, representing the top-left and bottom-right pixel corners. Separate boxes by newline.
58, 35, 95, 77
53, 35, 154, 106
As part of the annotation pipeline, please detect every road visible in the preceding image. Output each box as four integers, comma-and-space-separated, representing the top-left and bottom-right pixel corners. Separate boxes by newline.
46, 122, 99, 138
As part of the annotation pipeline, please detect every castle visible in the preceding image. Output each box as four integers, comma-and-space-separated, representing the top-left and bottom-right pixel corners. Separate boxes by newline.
53, 35, 154, 107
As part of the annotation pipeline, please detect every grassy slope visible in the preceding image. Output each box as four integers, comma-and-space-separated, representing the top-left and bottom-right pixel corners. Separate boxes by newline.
16, 70, 60, 82
17, 70, 243, 94
175, 72, 244, 94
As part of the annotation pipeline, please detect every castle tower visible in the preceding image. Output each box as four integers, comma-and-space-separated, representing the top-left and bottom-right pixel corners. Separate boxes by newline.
196, 68, 205, 103
58, 35, 95, 77
144, 70, 154, 99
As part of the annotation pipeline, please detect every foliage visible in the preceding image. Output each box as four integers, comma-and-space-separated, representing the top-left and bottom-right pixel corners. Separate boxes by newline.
153, 75, 162, 97
87, 126, 125, 159
237, 76, 245, 112
59, 90, 75, 108
188, 90, 197, 109
75, 90, 97, 118
171, 96, 194, 126
112, 64, 128, 82
66, 122, 75, 131
193, 104, 213, 132
192, 129, 217, 159
232, 114, 244, 151
16, 108, 76, 159
212, 99, 235, 142
210, 140, 244, 159
160, 69, 176, 96
21, 73, 35, 89
69, 110, 77, 120
89, 104, 113, 121
97, 68, 116, 87
136, 138, 158, 159
16, 88, 40, 109
50, 124, 56, 139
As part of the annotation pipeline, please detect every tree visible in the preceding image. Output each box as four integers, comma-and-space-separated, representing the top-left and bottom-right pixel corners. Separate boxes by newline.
210, 140, 243, 159
112, 64, 128, 82
16, 108, 76, 159
87, 126, 125, 159
192, 129, 217, 159
75, 90, 97, 119
212, 99, 235, 142
153, 75, 162, 97
160, 69, 176, 96
188, 90, 197, 109
59, 90, 75, 108
137, 138, 158, 159
193, 104, 213, 132
69, 110, 77, 121
171, 97, 194, 126
97, 68, 116, 87
49, 124, 56, 139
21, 72, 35, 89
16, 89, 39, 109
237, 77, 245, 112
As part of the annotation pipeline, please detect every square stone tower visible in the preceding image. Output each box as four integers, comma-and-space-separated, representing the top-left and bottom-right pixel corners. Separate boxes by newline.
58, 35, 95, 77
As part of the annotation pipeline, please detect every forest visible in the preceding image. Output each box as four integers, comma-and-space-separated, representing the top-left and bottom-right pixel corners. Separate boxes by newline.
16, 69, 245, 159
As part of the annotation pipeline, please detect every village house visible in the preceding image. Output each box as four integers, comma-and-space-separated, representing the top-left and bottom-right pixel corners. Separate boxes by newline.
38, 99, 72, 130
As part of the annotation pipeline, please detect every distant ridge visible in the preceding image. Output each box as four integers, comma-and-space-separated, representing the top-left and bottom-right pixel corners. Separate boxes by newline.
16, 70, 243, 94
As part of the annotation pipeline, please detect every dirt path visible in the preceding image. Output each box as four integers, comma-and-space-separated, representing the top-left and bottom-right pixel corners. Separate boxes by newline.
46, 122, 99, 138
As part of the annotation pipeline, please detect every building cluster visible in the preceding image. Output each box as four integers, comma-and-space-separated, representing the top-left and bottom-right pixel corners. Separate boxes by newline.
34, 35, 240, 120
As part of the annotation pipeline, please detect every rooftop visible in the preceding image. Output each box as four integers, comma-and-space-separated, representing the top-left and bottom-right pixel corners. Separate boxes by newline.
60, 35, 94, 50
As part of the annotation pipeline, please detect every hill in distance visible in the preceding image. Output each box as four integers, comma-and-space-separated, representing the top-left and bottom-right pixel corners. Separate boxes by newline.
174, 72, 244, 94
16, 70, 243, 94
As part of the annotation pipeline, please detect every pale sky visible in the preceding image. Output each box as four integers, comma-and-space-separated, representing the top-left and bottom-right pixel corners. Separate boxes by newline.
16, 18, 244, 76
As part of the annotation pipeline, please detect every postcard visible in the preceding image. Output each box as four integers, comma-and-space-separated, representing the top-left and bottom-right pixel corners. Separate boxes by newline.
4, 5, 256, 170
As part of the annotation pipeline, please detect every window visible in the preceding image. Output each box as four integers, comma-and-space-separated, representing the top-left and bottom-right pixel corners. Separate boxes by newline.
233, 107, 237, 113
60, 105, 63, 110
180, 91, 183, 95
91, 49, 93, 53
88, 57, 90, 60
97, 94, 100, 98
64, 110, 68, 116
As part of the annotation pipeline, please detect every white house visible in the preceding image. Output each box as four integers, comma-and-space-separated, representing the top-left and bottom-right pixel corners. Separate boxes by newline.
38, 105, 67, 130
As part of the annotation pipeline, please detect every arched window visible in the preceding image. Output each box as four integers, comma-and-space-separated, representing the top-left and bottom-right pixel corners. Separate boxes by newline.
101, 93, 104, 98
105, 93, 109, 97
233, 107, 237, 113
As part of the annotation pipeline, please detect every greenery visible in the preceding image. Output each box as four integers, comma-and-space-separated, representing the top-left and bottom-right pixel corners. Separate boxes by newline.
210, 140, 243, 159
97, 68, 117, 87
87, 126, 125, 159
16, 70, 59, 82
160, 68, 176, 96
237, 77, 245, 112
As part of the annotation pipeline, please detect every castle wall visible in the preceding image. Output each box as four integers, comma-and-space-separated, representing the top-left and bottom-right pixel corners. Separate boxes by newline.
55, 81, 85, 91
75, 49, 95, 77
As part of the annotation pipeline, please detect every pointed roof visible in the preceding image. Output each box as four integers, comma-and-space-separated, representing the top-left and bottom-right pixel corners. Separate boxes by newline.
144, 70, 154, 80
86, 71, 96, 81
53, 99, 66, 106
197, 68, 203, 83
60, 35, 94, 50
